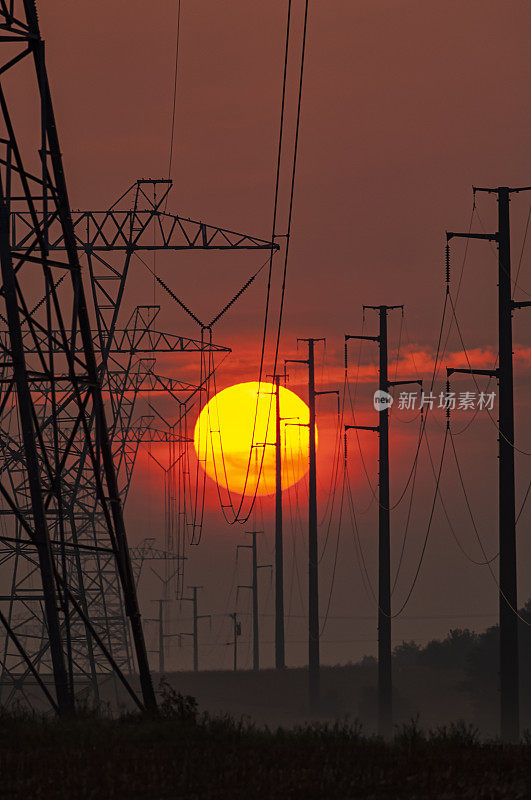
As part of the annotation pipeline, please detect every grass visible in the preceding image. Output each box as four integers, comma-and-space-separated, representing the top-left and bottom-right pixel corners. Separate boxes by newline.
0, 685, 529, 799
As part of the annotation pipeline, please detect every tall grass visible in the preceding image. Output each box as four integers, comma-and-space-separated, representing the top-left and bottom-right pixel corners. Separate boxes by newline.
0, 686, 528, 799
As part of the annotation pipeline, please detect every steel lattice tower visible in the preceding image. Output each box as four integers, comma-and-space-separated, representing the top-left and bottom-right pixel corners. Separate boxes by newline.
0, 0, 156, 713
0, 9, 276, 708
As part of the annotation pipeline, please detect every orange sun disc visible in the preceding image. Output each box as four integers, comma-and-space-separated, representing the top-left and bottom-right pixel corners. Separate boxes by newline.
193, 381, 314, 497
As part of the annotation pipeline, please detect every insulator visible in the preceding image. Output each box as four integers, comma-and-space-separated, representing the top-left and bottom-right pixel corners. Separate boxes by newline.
446, 379, 451, 421
445, 243, 450, 286
344, 432, 348, 464
344, 342, 348, 371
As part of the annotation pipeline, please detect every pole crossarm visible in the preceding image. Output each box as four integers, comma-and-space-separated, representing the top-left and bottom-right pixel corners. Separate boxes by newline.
0, 327, 230, 356
345, 423, 379, 434
106, 370, 196, 394
474, 186, 531, 195
388, 379, 422, 388
363, 304, 403, 312
447, 367, 498, 379
512, 300, 531, 310
446, 231, 498, 242
345, 334, 380, 343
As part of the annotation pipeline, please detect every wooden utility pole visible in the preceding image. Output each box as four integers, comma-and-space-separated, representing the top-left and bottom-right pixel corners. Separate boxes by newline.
286, 338, 337, 712
345, 307, 420, 737
237, 532, 271, 671
447, 185, 531, 742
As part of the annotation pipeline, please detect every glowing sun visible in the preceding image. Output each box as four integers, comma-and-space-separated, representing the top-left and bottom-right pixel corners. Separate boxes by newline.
193, 381, 313, 497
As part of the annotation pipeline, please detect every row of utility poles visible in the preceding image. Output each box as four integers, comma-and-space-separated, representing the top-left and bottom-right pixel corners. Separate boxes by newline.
447, 186, 531, 742
148, 595, 245, 674
147, 586, 210, 674
345, 186, 528, 742
146, 186, 527, 742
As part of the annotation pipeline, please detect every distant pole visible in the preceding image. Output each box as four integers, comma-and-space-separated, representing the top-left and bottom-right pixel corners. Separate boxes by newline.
158, 599, 165, 675
447, 184, 531, 741
229, 612, 241, 671
346, 307, 419, 738
192, 587, 199, 672
181, 586, 210, 672
146, 598, 171, 675
286, 338, 337, 713
237, 532, 270, 671
251, 532, 259, 670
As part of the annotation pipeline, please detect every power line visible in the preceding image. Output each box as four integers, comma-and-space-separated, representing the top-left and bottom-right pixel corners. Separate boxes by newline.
391, 425, 450, 619
166, 0, 182, 183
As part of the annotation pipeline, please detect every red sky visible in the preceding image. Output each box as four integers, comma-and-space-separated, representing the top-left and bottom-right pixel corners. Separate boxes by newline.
33, 0, 531, 670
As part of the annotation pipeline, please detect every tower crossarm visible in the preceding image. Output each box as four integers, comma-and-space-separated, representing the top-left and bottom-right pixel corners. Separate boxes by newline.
10, 180, 279, 254
0, 327, 231, 355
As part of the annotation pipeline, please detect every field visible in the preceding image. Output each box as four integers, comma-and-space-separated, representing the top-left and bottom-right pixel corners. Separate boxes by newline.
1, 666, 530, 799
0, 694, 529, 800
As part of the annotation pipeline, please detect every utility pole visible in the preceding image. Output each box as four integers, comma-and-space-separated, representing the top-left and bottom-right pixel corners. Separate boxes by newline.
237, 532, 271, 671
146, 598, 181, 674
345, 307, 420, 738
265, 371, 292, 670
274, 376, 285, 670
181, 586, 211, 672
447, 185, 531, 742
286, 339, 338, 712
156, 599, 167, 674
228, 612, 241, 671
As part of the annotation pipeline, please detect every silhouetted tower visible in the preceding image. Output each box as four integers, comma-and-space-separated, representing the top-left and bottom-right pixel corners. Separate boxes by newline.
447, 185, 531, 742
2, 170, 275, 706
286, 339, 337, 711
0, 0, 157, 714
346, 306, 420, 737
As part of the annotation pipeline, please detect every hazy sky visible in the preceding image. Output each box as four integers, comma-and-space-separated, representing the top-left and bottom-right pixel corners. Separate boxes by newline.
35, 0, 531, 670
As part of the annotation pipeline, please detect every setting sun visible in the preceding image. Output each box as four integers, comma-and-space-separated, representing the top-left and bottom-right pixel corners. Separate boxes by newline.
193, 381, 314, 496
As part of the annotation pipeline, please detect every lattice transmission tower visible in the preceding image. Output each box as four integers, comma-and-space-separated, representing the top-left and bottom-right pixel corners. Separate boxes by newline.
0, 3, 276, 711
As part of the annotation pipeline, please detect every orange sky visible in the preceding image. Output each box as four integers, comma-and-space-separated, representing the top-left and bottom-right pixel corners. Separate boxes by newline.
30, 0, 531, 670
